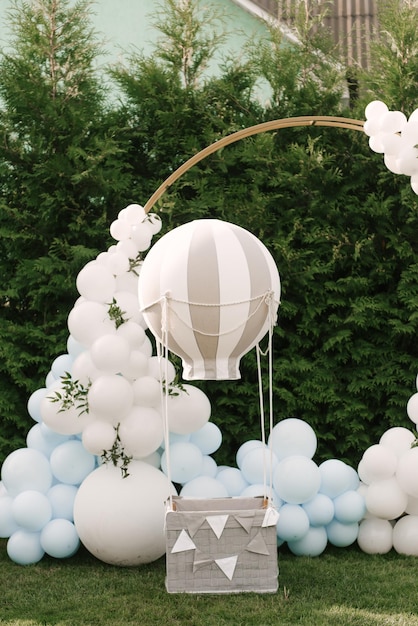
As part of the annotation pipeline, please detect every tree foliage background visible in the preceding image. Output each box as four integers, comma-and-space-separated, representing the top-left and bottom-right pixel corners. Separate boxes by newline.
0, 0, 417, 466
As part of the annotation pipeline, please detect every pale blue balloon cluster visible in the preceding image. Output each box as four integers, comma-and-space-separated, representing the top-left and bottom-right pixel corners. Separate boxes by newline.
167, 417, 366, 557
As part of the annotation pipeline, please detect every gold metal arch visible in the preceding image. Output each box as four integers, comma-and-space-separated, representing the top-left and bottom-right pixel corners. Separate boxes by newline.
144, 115, 365, 213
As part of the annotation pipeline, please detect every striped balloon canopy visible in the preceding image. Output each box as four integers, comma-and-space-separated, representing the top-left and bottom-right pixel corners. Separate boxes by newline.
138, 219, 281, 380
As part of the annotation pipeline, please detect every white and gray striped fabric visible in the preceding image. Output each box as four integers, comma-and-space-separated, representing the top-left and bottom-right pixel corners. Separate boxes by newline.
138, 219, 281, 380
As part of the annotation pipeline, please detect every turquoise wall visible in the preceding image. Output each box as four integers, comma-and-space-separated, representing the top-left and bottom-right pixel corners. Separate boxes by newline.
0, 0, 269, 75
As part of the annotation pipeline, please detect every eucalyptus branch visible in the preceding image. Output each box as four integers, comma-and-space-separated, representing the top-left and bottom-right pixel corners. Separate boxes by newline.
48, 372, 91, 415
101, 423, 132, 478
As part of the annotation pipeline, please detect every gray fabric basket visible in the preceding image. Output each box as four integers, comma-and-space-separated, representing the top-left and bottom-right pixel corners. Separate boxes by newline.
165, 496, 278, 594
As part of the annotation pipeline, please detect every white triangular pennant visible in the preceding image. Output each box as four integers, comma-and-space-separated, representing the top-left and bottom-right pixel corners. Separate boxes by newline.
262, 507, 280, 527
186, 515, 206, 537
206, 514, 229, 539
215, 555, 238, 581
171, 529, 196, 553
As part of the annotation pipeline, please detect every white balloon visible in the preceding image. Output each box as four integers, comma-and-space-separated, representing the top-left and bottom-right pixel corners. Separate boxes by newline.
40, 380, 93, 436
76, 262, 116, 302
407, 392, 418, 424
393, 515, 418, 555
132, 376, 161, 407
383, 153, 403, 174
105, 250, 130, 276
113, 290, 143, 325
71, 350, 104, 385
109, 218, 132, 241
146, 213, 162, 234
380, 132, 402, 156
358, 444, 398, 483
116, 320, 146, 349
379, 426, 416, 457
67, 301, 116, 347
365, 100, 388, 122
118, 407, 164, 458
357, 517, 393, 554
51, 354, 74, 379
164, 384, 211, 435
380, 110, 407, 134
130, 221, 153, 251
88, 375, 134, 423
74, 461, 176, 566
82, 420, 117, 456
365, 477, 407, 519
147, 356, 176, 383
120, 350, 149, 380
396, 447, 418, 497
119, 203, 146, 224
90, 333, 131, 374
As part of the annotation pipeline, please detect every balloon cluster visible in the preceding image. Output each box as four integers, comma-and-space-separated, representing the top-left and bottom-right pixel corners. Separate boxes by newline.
0, 205, 217, 565
176, 418, 364, 557
357, 382, 418, 556
364, 100, 418, 195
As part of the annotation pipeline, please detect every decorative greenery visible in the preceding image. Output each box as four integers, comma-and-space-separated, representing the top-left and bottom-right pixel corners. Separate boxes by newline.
107, 298, 128, 328
49, 372, 91, 415
101, 424, 132, 479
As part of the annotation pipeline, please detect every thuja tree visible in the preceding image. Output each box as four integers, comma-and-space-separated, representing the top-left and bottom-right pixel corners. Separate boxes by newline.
112, 0, 418, 466
0, 0, 127, 460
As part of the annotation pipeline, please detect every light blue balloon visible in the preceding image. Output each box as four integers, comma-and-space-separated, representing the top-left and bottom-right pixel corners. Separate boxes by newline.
273, 455, 321, 504
288, 526, 328, 556
48, 484, 78, 521
51, 354, 74, 379
240, 447, 278, 485
200, 455, 218, 478
161, 442, 203, 484
27, 388, 48, 423
326, 520, 359, 547
1, 448, 53, 496
7, 530, 44, 565
216, 467, 248, 496
40, 519, 80, 559
190, 422, 222, 455
180, 476, 228, 498
0, 496, 20, 538
12, 490, 52, 532
26, 424, 70, 458
50, 440, 96, 485
333, 490, 366, 524
236, 440, 265, 468
276, 504, 310, 543
319, 459, 355, 499
302, 493, 335, 527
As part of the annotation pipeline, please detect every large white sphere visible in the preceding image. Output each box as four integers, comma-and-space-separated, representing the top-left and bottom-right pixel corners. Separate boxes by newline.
393, 515, 418, 556
269, 418, 317, 461
357, 518, 393, 554
74, 461, 176, 566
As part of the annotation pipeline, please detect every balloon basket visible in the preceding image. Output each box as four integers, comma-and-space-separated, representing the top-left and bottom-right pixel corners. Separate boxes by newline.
165, 496, 279, 594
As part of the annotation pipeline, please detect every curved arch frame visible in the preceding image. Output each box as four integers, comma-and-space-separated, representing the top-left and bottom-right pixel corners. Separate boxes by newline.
144, 115, 365, 213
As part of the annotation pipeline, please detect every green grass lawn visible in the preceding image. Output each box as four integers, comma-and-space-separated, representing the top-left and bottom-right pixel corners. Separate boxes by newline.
1, 539, 418, 626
